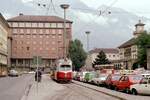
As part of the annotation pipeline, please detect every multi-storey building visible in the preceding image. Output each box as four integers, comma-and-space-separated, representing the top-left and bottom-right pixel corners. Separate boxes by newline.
0, 13, 9, 76
118, 20, 145, 70
85, 48, 120, 70
7, 14, 72, 70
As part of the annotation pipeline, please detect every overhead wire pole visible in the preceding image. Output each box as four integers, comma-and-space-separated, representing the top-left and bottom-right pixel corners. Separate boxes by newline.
60, 4, 70, 59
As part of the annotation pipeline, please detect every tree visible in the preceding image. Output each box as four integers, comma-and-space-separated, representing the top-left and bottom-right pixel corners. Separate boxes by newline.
92, 50, 110, 67
68, 39, 87, 71
136, 31, 150, 69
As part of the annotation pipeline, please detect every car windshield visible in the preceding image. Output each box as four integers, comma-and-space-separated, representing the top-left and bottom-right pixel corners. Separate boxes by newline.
112, 75, 121, 81
59, 65, 71, 71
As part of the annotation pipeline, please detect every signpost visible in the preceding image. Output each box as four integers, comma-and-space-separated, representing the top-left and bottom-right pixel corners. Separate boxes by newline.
33, 56, 42, 94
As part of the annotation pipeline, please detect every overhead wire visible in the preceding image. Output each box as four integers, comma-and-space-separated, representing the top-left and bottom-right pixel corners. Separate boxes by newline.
73, 0, 119, 36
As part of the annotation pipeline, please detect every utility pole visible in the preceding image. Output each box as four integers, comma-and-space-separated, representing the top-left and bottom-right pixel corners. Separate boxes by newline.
60, 4, 70, 59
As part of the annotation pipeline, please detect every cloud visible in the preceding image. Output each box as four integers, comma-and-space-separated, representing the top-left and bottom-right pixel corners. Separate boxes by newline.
21, 0, 33, 3
74, 10, 108, 26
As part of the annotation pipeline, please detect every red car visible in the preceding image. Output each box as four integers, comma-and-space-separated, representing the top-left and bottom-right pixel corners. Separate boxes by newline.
115, 74, 143, 93
105, 74, 121, 89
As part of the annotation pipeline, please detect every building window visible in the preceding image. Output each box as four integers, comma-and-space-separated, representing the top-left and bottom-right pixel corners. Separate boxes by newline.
33, 29, 36, 33
27, 47, 30, 51
66, 23, 70, 28
32, 23, 37, 27
26, 23, 31, 27
20, 35, 23, 38
52, 36, 55, 39
38, 23, 43, 27
27, 35, 30, 38
39, 47, 42, 50
52, 48, 56, 50
39, 35, 43, 38
19, 23, 25, 27
45, 23, 50, 27
57, 23, 63, 28
46, 29, 49, 34
39, 29, 43, 34
33, 41, 36, 44
52, 41, 55, 45
26, 29, 30, 33
40, 41, 42, 44
46, 42, 49, 44
12, 22, 18, 27
27, 41, 30, 44
46, 35, 49, 38
58, 29, 62, 35
20, 29, 24, 33
33, 35, 36, 38
51, 23, 56, 28
13, 29, 17, 33
52, 29, 56, 34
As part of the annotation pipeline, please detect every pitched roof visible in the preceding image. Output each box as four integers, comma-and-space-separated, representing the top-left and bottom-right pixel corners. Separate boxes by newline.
7, 15, 72, 23
0, 13, 9, 27
89, 48, 119, 54
118, 38, 136, 48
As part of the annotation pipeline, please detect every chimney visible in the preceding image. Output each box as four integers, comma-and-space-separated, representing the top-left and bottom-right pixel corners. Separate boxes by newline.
19, 13, 23, 16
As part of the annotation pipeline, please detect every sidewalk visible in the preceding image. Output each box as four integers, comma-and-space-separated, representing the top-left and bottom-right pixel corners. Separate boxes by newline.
22, 74, 65, 100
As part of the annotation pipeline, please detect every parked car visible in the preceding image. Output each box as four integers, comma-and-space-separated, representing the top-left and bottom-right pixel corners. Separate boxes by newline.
28, 71, 35, 74
105, 74, 121, 89
115, 74, 143, 93
84, 71, 97, 83
91, 74, 108, 86
130, 77, 150, 95
8, 70, 19, 77
79, 72, 88, 82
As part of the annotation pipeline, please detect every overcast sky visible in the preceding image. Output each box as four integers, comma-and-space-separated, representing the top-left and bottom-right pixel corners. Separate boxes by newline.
1, 0, 150, 50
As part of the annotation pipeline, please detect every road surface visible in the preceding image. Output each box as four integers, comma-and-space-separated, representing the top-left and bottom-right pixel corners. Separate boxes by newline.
0, 74, 33, 100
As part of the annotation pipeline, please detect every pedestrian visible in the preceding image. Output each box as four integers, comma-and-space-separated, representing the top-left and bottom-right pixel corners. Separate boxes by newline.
35, 70, 42, 82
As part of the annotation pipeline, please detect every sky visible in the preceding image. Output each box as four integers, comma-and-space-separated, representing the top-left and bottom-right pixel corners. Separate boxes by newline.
80, 0, 150, 18
1, 0, 150, 50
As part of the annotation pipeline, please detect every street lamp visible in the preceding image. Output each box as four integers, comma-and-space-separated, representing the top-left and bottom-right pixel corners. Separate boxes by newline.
60, 4, 70, 59
85, 31, 90, 52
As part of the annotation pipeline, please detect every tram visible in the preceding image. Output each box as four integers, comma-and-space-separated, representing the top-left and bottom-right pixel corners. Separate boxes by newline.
52, 58, 73, 82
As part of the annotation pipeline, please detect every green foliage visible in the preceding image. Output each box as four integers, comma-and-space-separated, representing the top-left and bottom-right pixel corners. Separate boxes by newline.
136, 31, 150, 69
92, 50, 110, 67
68, 39, 87, 71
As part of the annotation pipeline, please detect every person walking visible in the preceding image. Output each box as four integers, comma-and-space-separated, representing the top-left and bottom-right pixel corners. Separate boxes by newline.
35, 70, 42, 82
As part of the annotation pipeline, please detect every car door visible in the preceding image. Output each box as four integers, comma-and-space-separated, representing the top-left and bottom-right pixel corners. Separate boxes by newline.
137, 78, 149, 94
117, 76, 126, 90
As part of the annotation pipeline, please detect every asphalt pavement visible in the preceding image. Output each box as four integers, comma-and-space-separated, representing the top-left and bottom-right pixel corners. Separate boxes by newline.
0, 74, 34, 100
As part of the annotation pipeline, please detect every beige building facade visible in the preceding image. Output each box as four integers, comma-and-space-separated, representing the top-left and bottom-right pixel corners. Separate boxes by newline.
0, 13, 9, 76
118, 20, 145, 69
7, 14, 72, 71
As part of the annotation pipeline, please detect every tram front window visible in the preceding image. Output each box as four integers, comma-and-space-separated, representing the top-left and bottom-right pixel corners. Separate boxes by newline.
60, 65, 71, 71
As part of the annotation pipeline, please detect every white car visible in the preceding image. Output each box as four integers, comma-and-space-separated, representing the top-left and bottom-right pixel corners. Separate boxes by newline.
130, 77, 150, 95
8, 70, 19, 77
91, 74, 108, 86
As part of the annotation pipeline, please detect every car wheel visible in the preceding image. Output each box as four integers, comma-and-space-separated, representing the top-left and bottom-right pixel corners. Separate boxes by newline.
125, 88, 131, 94
114, 86, 118, 91
132, 89, 137, 95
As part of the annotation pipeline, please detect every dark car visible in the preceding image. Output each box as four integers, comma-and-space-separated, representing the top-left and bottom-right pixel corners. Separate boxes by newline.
115, 74, 143, 93
105, 74, 121, 89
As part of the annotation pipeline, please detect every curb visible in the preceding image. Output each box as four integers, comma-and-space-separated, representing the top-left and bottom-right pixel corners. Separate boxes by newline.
72, 80, 126, 100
